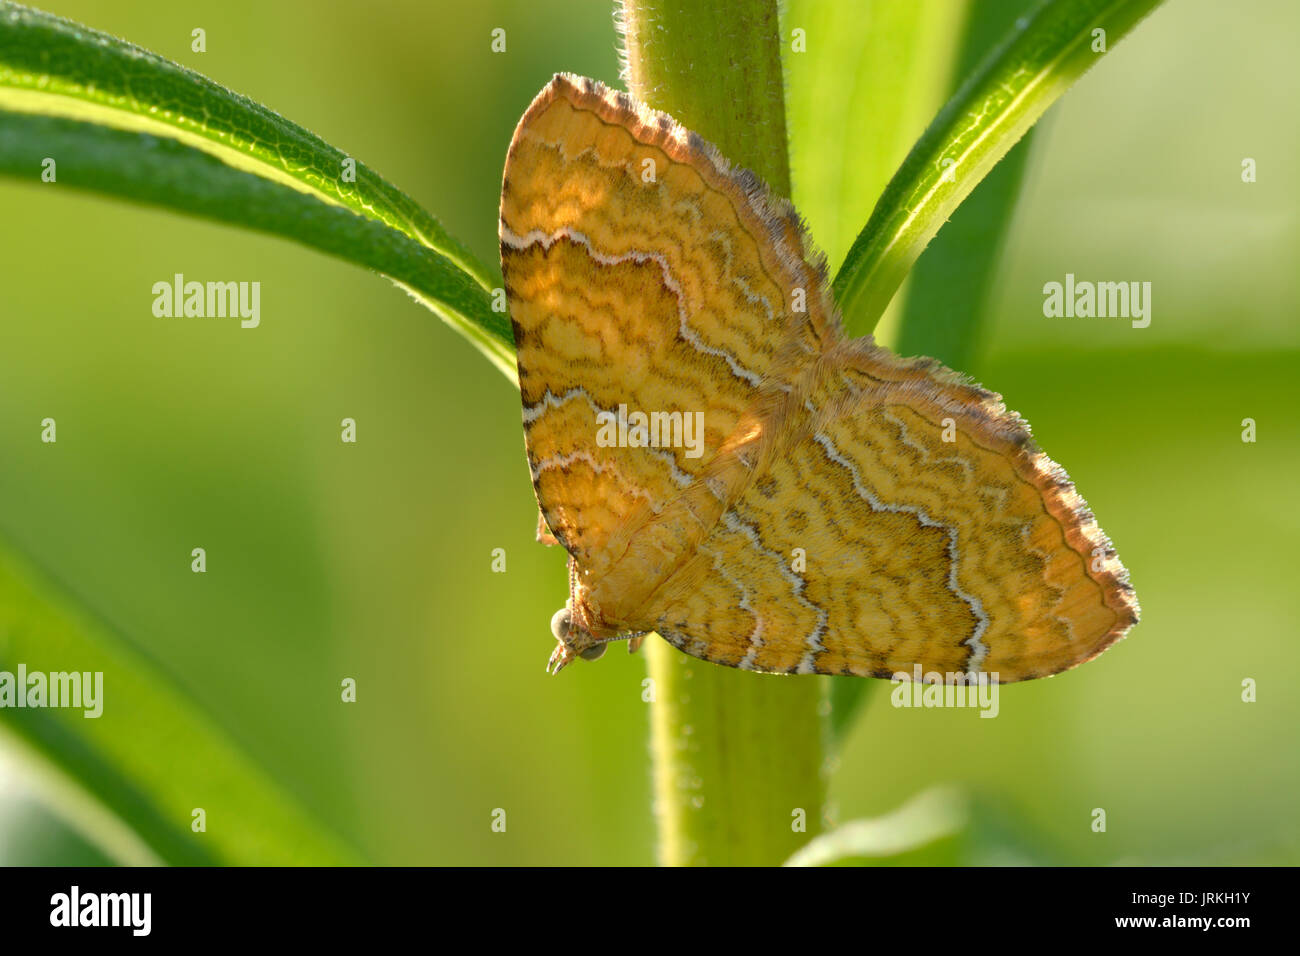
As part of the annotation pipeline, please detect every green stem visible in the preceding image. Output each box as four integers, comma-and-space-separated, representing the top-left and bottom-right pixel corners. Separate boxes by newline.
621, 0, 826, 867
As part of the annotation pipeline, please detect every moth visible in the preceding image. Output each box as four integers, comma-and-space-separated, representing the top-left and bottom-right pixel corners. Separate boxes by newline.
499, 74, 1138, 681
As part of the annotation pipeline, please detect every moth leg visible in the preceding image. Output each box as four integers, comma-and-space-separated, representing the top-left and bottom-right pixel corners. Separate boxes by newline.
627, 633, 647, 655
535, 507, 560, 546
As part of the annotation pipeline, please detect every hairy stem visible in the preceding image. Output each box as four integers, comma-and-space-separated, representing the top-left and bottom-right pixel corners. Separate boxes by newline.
620, 0, 826, 866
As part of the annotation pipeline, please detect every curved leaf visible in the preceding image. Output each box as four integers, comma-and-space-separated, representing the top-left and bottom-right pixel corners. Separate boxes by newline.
833, 0, 1166, 334
785, 787, 1068, 866
894, 0, 1042, 373
784, 788, 967, 866
0, 531, 361, 865
0, 2, 513, 378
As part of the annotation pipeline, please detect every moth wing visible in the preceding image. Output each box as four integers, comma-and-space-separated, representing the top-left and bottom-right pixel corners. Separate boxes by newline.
643, 341, 1139, 681
500, 74, 831, 577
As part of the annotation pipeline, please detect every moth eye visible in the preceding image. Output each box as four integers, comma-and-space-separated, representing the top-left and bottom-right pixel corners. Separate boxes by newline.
550, 607, 571, 641
578, 643, 607, 662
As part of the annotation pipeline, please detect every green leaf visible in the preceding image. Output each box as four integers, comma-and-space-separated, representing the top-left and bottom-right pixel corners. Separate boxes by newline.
895, 0, 1043, 373
784, 787, 1069, 866
0, 531, 361, 865
833, 0, 1166, 335
784, 787, 968, 866
783, 0, 971, 274
0, 2, 513, 379
894, 138, 1034, 370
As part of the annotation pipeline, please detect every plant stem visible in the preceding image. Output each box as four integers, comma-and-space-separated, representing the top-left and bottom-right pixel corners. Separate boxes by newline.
621, 0, 791, 196
621, 0, 826, 867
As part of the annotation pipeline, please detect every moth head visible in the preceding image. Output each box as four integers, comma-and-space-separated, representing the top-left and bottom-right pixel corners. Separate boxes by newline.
547, 604, 606, 674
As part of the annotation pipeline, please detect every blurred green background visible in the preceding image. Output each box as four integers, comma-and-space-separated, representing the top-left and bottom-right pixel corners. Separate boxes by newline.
0, 0, 1296, 865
